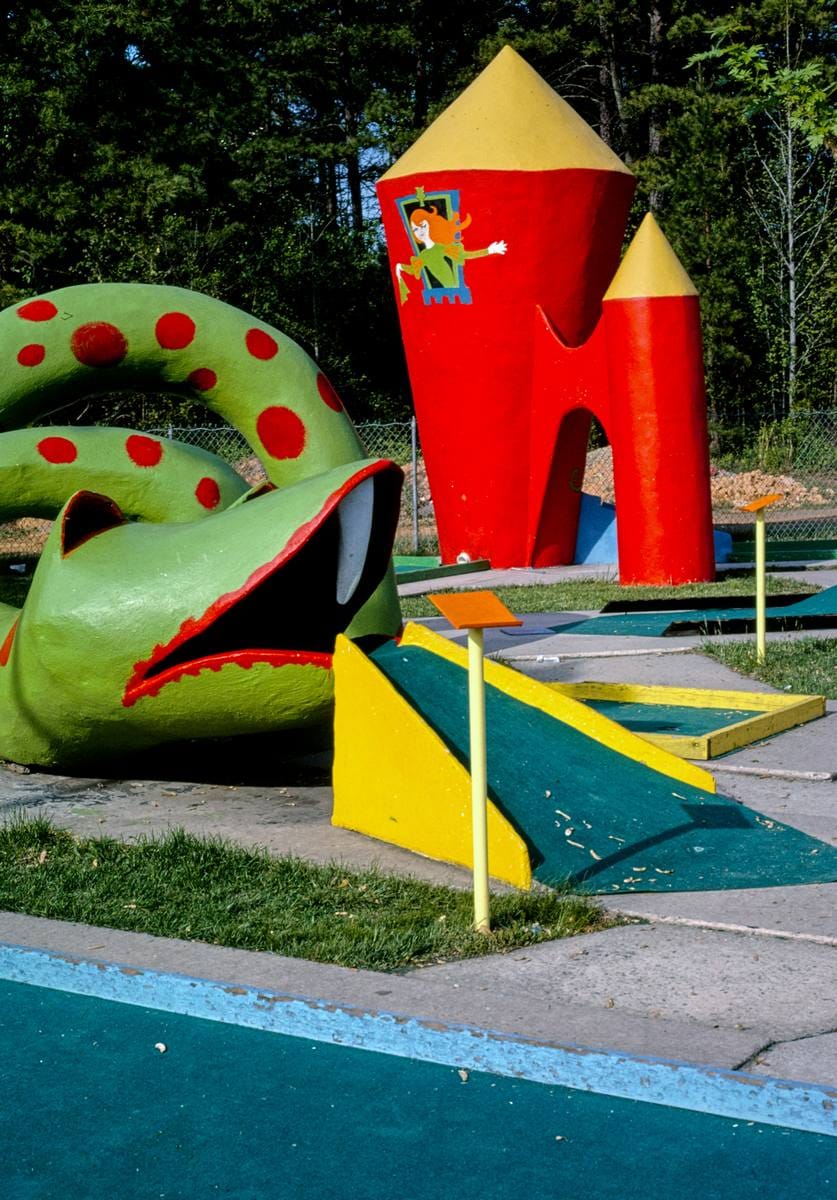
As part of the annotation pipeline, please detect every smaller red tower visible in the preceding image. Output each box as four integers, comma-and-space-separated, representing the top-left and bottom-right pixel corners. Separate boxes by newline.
603, 215, 715, 584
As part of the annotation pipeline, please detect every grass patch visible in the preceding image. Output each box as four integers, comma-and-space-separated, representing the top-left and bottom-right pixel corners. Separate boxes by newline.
701, 637, 837, 699
399, 573, 816, 620
0, 818, 608, 971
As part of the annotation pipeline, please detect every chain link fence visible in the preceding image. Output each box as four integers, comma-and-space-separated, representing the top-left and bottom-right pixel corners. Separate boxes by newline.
145, 420, 426, 553
582, 410, 837, 543
141, 420, 416, 466
2, 411, 835, 561
718, 411, 837, 541
0, 419, 427, 558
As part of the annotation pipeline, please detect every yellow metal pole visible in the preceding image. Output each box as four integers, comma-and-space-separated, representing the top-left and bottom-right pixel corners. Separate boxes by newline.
755, 509, 766, 663
428, 591, 520, 931
467, 626, 491, 934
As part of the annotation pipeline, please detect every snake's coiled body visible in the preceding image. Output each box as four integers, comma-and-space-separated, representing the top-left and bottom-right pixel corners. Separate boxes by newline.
0, 284, 401, 768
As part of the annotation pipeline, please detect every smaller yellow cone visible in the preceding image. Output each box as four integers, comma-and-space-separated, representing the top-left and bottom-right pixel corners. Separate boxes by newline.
604, 213, 697, 301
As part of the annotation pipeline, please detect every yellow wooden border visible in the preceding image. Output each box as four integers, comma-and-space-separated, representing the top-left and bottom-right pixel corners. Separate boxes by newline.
544, 681, 825, 760
400, 623, 716, 792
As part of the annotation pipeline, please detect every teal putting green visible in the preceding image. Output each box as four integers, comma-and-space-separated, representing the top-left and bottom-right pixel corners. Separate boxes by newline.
729, 539, 837, 563
552, 585, 837, 637
394, 554, 442, 572
585, 699, 762, 736
1, 978, 833, 1199
371, 642, 837, 893
394, 555, 491, 582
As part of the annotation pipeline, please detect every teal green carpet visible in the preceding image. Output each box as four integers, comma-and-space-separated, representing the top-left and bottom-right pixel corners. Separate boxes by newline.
371, 643, 837, 893
394, 555, 441, 573
730, 540, 837, 563
552, 586, 837, 637
394, 556, 490, 581
0, 979, 833, 1199
585, 699, 762, 736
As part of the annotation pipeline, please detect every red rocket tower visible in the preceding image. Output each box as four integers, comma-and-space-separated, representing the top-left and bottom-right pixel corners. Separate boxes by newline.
602, 216, 715, 584
377, 47, 715, 584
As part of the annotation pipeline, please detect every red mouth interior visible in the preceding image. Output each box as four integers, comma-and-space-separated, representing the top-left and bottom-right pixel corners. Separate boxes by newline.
123, 464, 401, 706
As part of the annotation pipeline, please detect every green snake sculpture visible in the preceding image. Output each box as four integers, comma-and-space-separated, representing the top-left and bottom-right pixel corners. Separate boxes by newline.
0, 284, 402, 769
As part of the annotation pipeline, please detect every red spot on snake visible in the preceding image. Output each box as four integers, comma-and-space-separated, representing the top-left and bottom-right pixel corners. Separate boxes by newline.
0, 620, 17, 667
37, 436, 78, 464
317, 372, 343, 412
17, 299, 58, 322
245, 328, 278, 360
156, 312, 196, 350
17, 344, 45, 367
126, 434, 163, 467
188, 368, 217, 391
256, 407, 306, 460
70, 322, 128, 368
196, 478, 221, 509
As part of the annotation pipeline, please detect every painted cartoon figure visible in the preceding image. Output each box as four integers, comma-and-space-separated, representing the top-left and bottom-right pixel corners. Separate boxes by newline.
395, 204, 506, 304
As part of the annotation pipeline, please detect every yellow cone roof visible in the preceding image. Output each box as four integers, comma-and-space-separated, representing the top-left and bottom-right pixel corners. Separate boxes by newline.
604, 213, 697, 300
379, 46, 632, 179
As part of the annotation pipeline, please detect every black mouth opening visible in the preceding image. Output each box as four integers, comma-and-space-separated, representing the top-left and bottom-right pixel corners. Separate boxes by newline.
143, 467, 402, 682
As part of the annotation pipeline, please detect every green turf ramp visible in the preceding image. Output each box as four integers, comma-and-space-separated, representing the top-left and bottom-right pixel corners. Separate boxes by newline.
370, 642, 837, 893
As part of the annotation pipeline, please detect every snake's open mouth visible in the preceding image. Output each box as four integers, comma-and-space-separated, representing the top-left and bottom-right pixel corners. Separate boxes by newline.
123, 461, 402, 706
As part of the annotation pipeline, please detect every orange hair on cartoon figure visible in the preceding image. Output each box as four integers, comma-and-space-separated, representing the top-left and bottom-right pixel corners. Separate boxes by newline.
410, 205, 472, 246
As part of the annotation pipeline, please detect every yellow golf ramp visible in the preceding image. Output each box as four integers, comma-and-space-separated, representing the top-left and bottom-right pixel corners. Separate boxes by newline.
333, 624, 714, 891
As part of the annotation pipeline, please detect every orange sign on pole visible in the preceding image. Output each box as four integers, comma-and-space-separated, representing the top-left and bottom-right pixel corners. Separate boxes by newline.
428, 590, 522, 934
737, 493, 783, 662
428, 590, 523, 630
739, 493, 783, 513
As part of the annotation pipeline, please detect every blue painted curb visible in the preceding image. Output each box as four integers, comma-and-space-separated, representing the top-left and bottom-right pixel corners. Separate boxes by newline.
0, 941, 834, 1137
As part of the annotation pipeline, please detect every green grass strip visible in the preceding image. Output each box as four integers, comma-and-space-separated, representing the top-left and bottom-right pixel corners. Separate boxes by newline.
0, 819, 608, 971
400, 574, 815, 619
701, 637, 837, 699
3, 567, 815, 619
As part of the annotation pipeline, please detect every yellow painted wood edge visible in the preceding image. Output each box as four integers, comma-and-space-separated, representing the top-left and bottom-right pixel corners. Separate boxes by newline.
547, 683, 825, 760
704, 696, 827, 758
400, 624, 715, 793
331, 635, 532, 889
634, 731, 711, 760
547, 680, 825, 713
755, 693, 827, 713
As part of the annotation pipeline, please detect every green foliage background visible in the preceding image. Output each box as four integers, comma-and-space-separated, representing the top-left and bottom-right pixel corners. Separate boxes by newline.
0, 1, 834, 439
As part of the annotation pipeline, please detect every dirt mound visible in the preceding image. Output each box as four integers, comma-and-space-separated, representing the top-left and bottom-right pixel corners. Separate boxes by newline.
582, 446, 834, 511
710, 468, 833, 509
234, 455, 268, 486
0, 517, 52, 557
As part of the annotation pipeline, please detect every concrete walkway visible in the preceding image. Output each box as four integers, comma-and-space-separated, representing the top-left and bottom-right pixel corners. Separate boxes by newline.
2, 565, 836, 1088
